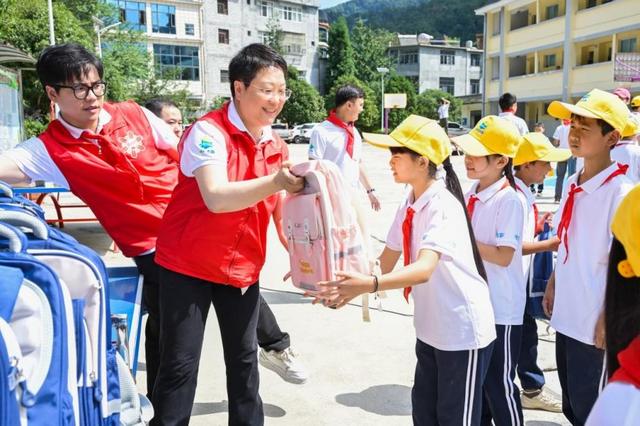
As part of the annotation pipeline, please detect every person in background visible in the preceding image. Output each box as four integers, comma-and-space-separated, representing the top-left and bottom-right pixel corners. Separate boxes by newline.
498, 92, 529, 136
530, 122, 546, 195
552, 119, 574, 202
613, 87, 631, 105
145, 99, 184, 139
586, 185, 640, 426
145, 97, 308, 386
438, 97, 450, 135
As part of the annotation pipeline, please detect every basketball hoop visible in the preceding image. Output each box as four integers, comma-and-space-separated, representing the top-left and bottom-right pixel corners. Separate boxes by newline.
614, 53, 640, 82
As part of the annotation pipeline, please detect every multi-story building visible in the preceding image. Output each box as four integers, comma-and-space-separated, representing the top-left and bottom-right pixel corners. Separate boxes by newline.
108, 0, 206, 102
203, 0, 320, 100
388, 34, 484, 126
476, 0, 640, 131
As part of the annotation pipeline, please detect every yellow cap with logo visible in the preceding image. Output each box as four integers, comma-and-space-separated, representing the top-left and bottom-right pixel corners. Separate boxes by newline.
362, 115, 452, 165
451, 115, 522, 158
622, 113, 640, 138
611, 185, 640, 278
631, 95, 640, 108
514, 132, 572, 166
548, 89, 629, 132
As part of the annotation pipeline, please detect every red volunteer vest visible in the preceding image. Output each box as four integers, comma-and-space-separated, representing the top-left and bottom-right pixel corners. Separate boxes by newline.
39, 101, 178, 257
154, 103, 288, 287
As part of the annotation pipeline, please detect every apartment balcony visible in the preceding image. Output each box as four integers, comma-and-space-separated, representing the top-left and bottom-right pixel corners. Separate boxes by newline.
504, 71, 563, 100
572, 61, 614, 95
574, 0, 638, 41
505, 15, 564, 56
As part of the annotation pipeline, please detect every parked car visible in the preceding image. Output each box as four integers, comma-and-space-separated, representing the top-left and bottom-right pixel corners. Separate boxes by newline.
290, 122, 319, 144
271, 123, 292, 141
447, 121, 470, 155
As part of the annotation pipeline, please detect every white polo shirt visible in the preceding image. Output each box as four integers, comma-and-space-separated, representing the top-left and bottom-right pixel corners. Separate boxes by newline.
586, 382, 640, 426
3, 106, 178, 188
499, 112, 529, 136
551, 163, 632, 344
553, 124, 571, 150
611, 141, 640, 183
308, 120, 362, 189
438, 103, 449, 120
466, 177, 526, 325
386, 181, 496, 351
514, 176, 536, 279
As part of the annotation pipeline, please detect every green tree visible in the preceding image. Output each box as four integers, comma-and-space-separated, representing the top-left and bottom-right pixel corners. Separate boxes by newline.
279, 66, 325, 125
350, 19, 394, 84
265, 17, 284, 54
325, 75, 378, 132
101, 30, 152, 102
325, 16, 356, 90
411, 89, 462, 122
384, 73, 417, 129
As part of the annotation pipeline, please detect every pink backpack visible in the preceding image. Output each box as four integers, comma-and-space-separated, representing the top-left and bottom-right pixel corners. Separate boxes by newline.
283, 160, 370, 293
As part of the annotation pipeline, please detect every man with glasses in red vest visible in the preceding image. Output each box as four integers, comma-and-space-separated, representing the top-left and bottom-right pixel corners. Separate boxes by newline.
0, 43, 179, 400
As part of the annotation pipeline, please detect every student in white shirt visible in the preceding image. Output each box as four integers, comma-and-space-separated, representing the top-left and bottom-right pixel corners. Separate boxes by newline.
498, 93, 529, 136
586, 185, 640, 426
611, 114, 640, 183
453, 115, 526, 426
552, 119, 576, 202
316, 115, 496, 426
513, 133, 570, 413
543, 88, 633, 425
438, 97, 450, 134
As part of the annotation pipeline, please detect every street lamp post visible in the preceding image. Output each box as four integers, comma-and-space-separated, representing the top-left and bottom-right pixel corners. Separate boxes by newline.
93, 17, 122, 58
376, 67, 389, 133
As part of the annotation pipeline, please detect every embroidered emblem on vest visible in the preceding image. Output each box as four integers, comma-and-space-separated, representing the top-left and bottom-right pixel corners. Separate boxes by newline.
118, 131, 145, 158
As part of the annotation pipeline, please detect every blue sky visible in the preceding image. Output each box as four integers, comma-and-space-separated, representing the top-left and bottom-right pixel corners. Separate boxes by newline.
320, 0, 350, 8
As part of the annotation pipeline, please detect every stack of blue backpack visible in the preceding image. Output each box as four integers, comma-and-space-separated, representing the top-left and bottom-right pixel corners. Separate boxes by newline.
0, 182, 152, 425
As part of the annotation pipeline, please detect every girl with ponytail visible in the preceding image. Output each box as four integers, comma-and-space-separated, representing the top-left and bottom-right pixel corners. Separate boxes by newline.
315, 115, 496, 426
452, 115, 526, 426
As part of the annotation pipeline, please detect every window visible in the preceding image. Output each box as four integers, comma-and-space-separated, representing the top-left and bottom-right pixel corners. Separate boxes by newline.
319, 47, 328, 59
470, 79, 480, 94
544, 54, 556, 68
492, 11, 501, 36
185, 23, 195, 36
546, 4, 559, 19
280, 5, 303, 21
620, 38, 637, 53
491, 57, 500, 80
218, 0, 228, 14
439, 77, 455, 95
258, 1, 302, 21
440, 50, 455, 65
109, 0, 146, 31
259, 31, 269, 45
586, 0, 597, 7
259, 0, 272, 17
247, 0, 251, 4
153, 44, 200, 81
247, 30, 252, 36
218, 29, 230, 44
220, 70, 229, 83
151, 4, 176, 34
470, 53, 481, 67
399, 50, 418, 64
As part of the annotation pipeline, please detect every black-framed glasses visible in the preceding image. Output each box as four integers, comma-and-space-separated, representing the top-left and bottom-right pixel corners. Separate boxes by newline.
54, 81, 107, 100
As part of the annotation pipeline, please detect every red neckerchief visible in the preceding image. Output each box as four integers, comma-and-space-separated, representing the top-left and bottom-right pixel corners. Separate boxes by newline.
327, 109, 355, 158
402, 206, 415, 302
514, 183, 541, 235
610, 336, 640, 389
557, 163, 628, 263
466, 179, 511, 219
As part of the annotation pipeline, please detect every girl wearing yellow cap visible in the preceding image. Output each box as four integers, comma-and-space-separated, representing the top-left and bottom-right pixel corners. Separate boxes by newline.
452, 115, 526, 426
316, 115, 496, 425
586, 185, 640, 425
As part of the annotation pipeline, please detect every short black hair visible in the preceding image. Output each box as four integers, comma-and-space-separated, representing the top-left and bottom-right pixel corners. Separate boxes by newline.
534, 122, 544, 128
145, 98, 178, 117
36, 43, 104, 90
335, 85, 364, 108
498, 92, 517, 111
228, 43, 287, 97
572, 114, 616, 136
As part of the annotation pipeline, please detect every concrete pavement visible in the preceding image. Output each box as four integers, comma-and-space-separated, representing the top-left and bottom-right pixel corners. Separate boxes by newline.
57, 142, 569, 425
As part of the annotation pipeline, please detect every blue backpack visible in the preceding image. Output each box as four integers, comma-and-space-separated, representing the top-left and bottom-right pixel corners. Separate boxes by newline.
0, 222, 76, 425
527, 223, 554, 320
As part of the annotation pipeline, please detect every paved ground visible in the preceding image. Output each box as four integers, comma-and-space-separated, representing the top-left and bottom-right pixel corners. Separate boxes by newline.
55, 142, 569, 425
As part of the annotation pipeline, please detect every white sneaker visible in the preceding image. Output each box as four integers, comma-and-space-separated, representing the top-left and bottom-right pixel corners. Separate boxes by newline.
521, 387, 562, 413
259, 348, 308, 384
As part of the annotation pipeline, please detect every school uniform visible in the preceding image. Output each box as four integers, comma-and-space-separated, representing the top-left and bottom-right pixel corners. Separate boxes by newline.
611, 142, 640, 183
552, 162, 632, 425
387, 180, 495, 426
498, 112, 529, 136
513, 177, 547, 393
153, 101, 288, 425
3, 101, 178, 398
466, 177, 526, 426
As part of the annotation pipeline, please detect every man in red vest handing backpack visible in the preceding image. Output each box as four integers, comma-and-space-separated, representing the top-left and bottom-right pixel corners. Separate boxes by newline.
0, 43, 180, 400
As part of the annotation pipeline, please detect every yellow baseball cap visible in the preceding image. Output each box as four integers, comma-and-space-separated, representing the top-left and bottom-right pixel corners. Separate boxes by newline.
362, 115, 452, 165
611, 185, 640, 278
631, 95, 640, 108
548, 89, 629, 132
514, 132, 572, 166
622, 113, 640, 138
451, 115, 522, 158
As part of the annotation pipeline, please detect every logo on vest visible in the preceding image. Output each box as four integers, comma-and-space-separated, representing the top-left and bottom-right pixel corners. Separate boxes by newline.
118, 131, 145, 158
